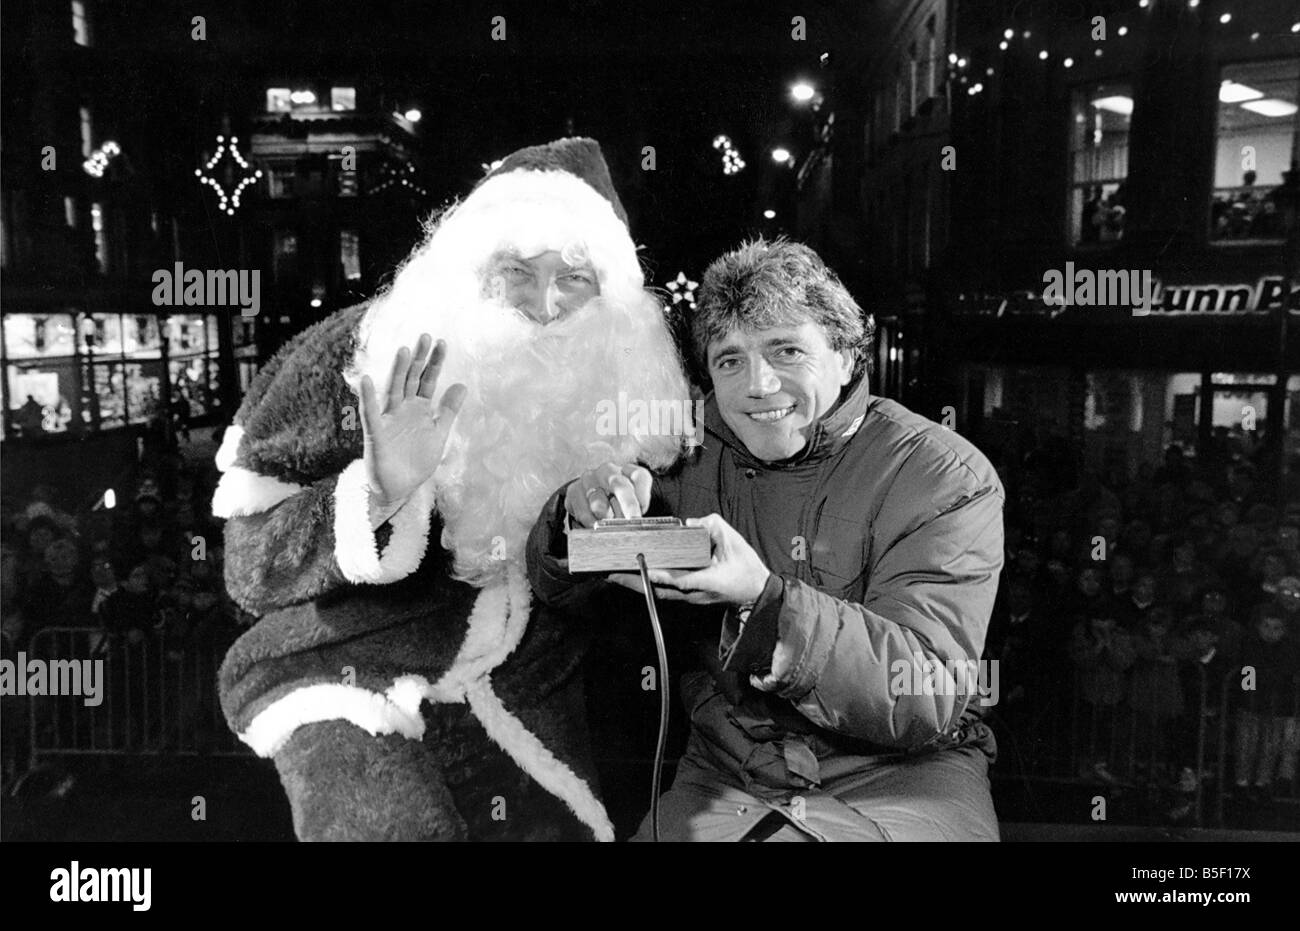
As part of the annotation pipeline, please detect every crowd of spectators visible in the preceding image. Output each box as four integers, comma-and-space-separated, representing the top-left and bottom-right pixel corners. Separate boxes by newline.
985, 431, 1300, 824
5, 418, 1300, 830
1, 445, 251, 781
2, 463, 248, 655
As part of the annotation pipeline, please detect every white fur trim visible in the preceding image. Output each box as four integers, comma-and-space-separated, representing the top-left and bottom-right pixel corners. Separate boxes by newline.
211, 467, 304, 519
332, 459, 435, 584
215, 424, 244, 472
466, 676, 615, 842
238, 681, 427, 758
452, 168, 644, 308
235, 564, 614, 840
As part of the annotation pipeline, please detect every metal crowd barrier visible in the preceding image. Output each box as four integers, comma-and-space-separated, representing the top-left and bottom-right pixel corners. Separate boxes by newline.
990, 661, 1300, 828
15, 626, 249, 766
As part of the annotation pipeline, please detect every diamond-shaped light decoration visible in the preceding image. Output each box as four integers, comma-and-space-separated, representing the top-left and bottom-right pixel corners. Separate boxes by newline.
194, 135, 262, 216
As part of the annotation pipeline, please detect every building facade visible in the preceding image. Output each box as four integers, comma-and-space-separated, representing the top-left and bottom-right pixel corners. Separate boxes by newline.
247, 79, 429, 354
0, 0, 252, 462
800, 0, 1299, 489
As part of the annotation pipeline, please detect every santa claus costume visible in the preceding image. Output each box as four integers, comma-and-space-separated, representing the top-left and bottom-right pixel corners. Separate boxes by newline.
213, 138, 690, 840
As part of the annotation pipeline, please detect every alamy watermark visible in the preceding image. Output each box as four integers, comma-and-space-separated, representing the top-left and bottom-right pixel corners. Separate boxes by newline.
1041, 262, 1154, 315
151, 261, 260, 317
49, 861, 151, 911
889, 653, 1000, 707
1, 653, 104, 706
595, 390, 705, 447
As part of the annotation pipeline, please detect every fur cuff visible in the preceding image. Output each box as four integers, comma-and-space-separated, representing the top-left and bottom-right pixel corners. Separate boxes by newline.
215, 424, 244, 472
211, 466, 304, 519
238, 681, 428, 758
333, 459, 434, 584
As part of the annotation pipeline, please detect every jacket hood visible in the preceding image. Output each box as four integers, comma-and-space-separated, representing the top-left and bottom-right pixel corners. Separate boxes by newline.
702, 373, 875, 470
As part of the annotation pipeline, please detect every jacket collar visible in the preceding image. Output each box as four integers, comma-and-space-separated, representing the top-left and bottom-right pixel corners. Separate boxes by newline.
702, 373, 874, 470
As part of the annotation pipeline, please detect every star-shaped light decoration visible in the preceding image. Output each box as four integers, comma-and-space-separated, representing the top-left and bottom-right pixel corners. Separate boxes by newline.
666, 271, 698, 308
194, 135, 262, 216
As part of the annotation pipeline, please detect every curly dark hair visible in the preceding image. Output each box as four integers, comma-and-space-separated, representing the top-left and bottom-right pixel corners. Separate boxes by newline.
689, 237, 875, 384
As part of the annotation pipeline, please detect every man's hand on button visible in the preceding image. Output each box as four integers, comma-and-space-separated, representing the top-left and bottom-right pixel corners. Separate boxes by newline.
564, 462, 653, 527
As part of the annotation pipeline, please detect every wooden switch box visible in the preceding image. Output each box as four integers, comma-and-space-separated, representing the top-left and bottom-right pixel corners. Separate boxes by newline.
567, 517, 712, 573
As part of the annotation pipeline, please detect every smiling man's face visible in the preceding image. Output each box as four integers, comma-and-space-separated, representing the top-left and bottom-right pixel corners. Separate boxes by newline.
707, 321, 854, 463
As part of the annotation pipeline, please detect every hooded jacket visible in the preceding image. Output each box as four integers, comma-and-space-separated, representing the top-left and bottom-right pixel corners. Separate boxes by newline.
528, 374, 1005, 830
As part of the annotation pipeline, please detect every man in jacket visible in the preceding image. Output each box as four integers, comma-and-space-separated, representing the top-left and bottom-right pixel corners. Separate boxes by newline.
527, 238, 1005, 841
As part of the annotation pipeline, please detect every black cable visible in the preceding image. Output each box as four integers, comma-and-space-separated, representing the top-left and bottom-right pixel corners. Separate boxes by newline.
637, 553, 670, 843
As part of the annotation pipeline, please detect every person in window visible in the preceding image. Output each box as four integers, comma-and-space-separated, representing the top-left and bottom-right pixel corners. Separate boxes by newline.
529, 238, 1005, 841
1097, 184, 1126, 243
1081, 185, 1103, 244
15, 395, 46, 436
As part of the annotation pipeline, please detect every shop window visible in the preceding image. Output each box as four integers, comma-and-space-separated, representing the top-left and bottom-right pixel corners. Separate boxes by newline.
273, 229, 298, 283
268, 166, 297, 199
7, 360, 76, 435
79, 312, 123, 355
266, 88, 291, 113
340, 229, 361, 281
125, 361, 161, 425
123, 315, 162, 357
1212, 59, 1299, 241
5, 313, 76, 359
907, 44, 918, 118
169, 357, 207, 418
238, 359, 258, 396
71, 1, 91, 47
925, 15, 937, 99
91, 361, 126, 428
1068, 83, 1131, 246
91, 202, 108, 274
79, 106, 93, 159
166, 314, 207, 355
232, 316, 256, 348
5, 313, 78, 436
330, 87, 356, 111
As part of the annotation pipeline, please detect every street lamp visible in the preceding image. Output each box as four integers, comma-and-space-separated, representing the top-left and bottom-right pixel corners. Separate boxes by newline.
404, 108, 422, 123
790, 82, 815, 103
771, 147, 792, 165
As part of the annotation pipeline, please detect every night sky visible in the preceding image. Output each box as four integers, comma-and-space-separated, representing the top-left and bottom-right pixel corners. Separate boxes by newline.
67, 0, 855, 285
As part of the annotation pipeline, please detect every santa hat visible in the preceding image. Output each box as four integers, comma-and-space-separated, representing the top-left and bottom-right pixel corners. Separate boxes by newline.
417, 137, 646, 314
479, 136, 629, 225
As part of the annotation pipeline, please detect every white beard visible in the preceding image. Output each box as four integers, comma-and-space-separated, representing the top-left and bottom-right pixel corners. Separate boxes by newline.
348, 270, 691, 587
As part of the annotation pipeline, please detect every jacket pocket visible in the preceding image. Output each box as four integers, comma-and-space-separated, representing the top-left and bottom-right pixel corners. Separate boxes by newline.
807, 511, 870, 600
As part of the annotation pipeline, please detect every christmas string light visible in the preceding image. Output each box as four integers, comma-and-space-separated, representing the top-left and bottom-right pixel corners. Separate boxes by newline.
83, 140, 120, 178
194, 135, 262, 216
370, 159, 428, 197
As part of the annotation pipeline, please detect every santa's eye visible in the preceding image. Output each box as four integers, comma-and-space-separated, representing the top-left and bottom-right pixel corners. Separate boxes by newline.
561, 269, 595, 286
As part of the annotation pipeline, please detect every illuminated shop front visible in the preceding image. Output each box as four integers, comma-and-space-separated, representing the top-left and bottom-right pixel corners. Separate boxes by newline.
949, 271, 1299, 479
1, 310, 257, 440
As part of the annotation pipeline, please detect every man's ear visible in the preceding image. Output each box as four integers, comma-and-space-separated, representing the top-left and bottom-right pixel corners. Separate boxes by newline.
837, 348, 856, 385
